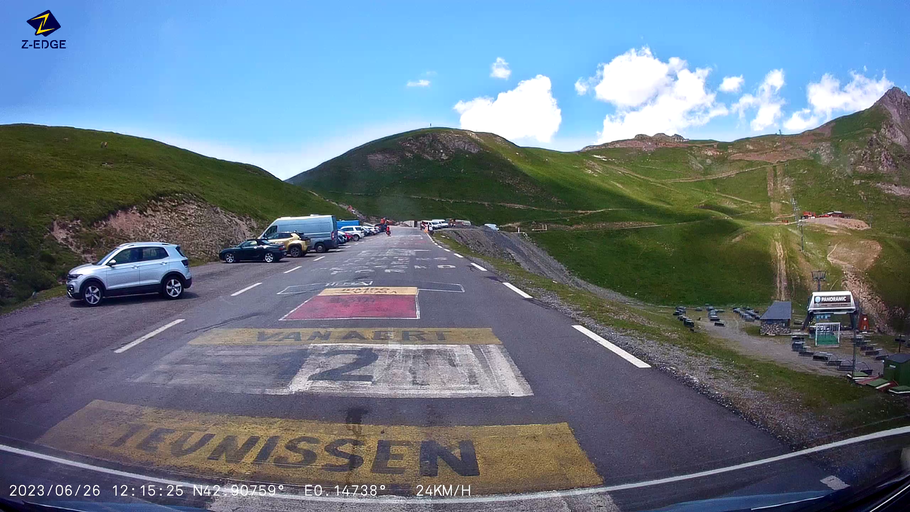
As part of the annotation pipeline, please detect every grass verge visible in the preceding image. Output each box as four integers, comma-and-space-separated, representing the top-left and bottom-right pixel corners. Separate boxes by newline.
435, 232, 910, 446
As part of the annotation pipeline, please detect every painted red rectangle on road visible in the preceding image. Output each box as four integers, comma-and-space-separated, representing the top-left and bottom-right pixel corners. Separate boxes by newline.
282, 294, 419, 320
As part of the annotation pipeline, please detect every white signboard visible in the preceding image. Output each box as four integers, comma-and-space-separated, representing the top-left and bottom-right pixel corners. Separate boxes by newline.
808, 291, 856, 314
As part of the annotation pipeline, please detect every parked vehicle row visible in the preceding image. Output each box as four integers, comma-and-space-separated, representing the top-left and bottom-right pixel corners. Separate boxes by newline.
65, 214, 377, 306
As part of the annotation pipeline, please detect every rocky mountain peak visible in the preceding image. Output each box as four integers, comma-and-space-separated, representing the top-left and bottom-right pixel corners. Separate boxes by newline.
874, 87, 910, 150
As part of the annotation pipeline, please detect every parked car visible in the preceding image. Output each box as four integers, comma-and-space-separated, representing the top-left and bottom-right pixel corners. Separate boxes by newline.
66, 242, 192, 306
335, 232, 347, 245
263, 231, 310, 257
219, 239, 286, 263
483, 223, 499, 231
429, 219, 448, 229
260, 215, 338, 253
339, 226, 366, 241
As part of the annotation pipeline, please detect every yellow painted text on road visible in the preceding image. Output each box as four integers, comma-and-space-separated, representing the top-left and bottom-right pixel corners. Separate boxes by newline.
188, 328, 501, 345
39, 400, 601, 495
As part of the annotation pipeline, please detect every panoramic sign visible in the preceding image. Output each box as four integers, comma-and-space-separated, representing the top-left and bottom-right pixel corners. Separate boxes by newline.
807, 291, 856, 313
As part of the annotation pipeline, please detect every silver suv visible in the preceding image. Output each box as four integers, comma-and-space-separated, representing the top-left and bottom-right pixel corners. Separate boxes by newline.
66, 242, 193, 306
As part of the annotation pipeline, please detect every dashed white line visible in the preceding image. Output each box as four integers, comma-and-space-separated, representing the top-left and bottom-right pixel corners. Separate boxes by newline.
114, 319, 184, 354
443, 248, 451, 252
313, 256, 325, 261
283, 266, 302, 274
572, 325, 651, 368
503, 282, 532, 299
231, 282, 261, 297
453, 253, 464, 258
471, 262, 488, 272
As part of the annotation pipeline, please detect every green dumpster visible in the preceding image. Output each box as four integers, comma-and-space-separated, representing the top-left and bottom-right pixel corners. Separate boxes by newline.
882, 354, 910, 386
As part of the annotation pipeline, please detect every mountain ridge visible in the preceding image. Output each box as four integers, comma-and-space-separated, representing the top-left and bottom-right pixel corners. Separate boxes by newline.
289, 88, 910, 328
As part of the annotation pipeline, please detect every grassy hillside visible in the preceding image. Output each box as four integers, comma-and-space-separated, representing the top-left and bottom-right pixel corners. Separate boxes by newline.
0, 124, 348, 306
290, 90, 910, 326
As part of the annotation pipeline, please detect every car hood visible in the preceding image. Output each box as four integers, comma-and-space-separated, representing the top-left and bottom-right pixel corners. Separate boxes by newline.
68, 263, 104, 275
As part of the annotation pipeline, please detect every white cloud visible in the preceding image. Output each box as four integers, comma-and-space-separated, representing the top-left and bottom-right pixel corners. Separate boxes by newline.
454, 75, 561, 143
732, 69, 785, 131
783, 109, 818, 132
784, 71, 892, 132
406, 79, 431, 87
574, 80, 589, 95
576, 47, 728, 143
719, 75, 744, 93
490, 57, 511, 79
575, 47, 685, 108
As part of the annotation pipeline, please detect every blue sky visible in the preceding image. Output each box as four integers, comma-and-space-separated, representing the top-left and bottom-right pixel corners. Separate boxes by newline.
2, 1, 908, 179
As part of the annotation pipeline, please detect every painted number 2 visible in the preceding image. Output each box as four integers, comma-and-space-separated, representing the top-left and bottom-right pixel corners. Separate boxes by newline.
309, 348, 378, 382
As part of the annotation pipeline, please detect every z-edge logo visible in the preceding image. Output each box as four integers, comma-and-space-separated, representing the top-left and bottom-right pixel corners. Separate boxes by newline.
27, 10, 61, 37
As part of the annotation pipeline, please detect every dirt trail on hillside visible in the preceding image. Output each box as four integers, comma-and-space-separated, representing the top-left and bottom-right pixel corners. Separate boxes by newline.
774, 236, 789, 300
826, 239, 892, 333
394, 195, 608, 214
662, 164, 772, 183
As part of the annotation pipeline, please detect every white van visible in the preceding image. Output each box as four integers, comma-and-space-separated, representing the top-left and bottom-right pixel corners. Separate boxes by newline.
429, 219, 448, 229
261, 215, 338, 253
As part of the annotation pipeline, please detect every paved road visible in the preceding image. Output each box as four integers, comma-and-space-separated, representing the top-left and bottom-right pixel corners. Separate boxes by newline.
0, 228, 838, 510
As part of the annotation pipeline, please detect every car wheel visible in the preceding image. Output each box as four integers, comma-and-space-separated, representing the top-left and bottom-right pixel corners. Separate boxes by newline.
354, 235, 361, 241
315, 243, 326, 253
264, 252, 275, 263
162, 276, 184, 299
224, 252, 235, 263
288, 246, 301, 258
81, 281, 103, 306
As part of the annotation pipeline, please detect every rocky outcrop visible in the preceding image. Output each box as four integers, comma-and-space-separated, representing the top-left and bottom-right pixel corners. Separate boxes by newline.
398, 131, 482, 161
581, 133, 689, 152
50, 195, 261, 263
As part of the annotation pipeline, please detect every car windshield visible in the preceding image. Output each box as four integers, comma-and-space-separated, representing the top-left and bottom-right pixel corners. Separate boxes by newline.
93, 248, 118, 265
5, 3, 910, 512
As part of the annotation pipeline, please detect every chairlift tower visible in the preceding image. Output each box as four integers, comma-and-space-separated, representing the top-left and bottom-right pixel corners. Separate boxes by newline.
811, 270, 827, 292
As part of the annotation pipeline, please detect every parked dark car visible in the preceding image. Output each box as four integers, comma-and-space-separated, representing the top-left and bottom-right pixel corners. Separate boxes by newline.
219, 239, 286, 263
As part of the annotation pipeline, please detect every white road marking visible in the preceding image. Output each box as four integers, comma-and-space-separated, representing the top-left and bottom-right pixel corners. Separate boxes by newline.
821, 475, 849, 490
572, 325, 650, 369
471, 262, 488, 272
278, 344, 532, 397
114, 319, 184, 354
503, 282, 532, 299
231, 282, 261, 297
443, 248, 451, 252
438, 264, 456, 269
283, 266, 302, 274
313, 256, 325, 261
5, 426, 907, 504
454, 253, 464, 258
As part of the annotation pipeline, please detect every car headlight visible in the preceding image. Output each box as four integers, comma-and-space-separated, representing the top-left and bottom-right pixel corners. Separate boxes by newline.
66, 273, 81, 280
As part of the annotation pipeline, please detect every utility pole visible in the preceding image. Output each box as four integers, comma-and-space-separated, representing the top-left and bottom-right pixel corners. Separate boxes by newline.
811, 270, 827, 292
798, 219, 805, 251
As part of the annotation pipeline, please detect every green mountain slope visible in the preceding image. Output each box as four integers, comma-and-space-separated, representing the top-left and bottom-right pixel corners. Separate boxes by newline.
0, 124, 348, 306
291, 88, 910, 329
